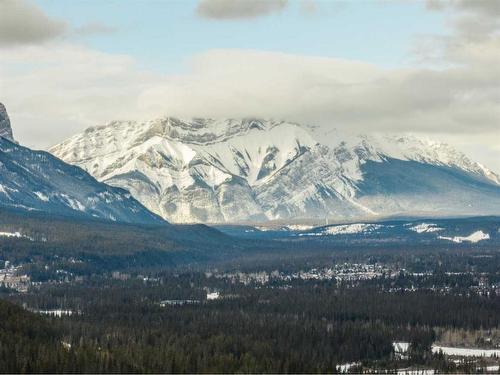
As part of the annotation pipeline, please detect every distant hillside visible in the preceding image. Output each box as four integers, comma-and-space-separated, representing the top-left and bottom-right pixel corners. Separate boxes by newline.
0, 209, 234, 272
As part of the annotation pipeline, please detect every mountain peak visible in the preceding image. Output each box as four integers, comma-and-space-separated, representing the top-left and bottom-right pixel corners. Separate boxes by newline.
50, 117, 500, 223
79, 117, 292, 148
0, 103, 14, 142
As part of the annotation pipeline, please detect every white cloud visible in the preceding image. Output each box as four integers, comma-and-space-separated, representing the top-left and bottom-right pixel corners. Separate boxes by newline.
196, 0, 288, 20
0, 0, 67, 47
138, 49, 499, 137
1, 44, 498, 171
0, 44, 157, 148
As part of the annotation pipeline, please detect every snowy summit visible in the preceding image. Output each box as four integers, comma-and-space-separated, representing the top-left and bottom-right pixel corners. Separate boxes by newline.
50, 117, 500, 223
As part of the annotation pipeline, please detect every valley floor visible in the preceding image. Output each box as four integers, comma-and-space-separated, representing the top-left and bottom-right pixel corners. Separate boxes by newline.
2, 241, 500, 373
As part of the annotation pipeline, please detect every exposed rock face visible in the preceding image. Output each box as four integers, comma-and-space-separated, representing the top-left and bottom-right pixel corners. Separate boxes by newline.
50, 117, 500, 223
0, 103, 14, 142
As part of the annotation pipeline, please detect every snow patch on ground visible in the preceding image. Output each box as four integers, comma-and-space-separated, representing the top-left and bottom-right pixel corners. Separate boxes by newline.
255, 224, 315, 232
35, 309, 74, 317
254, 226, 276, 232
0, 231, 33, 240
432, 345, 500, 357
285, 224, 315, 231
438, 230, 490, 243
407, 223, 443, 233
325, 223, 383, 235
337, 362, 361, 373
393, 342, 410, 353
206, 292, 220, 300
300, 223, 383, 236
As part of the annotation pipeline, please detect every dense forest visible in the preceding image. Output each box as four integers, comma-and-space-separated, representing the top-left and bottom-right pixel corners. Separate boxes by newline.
2, 268, 500, 373
0, 299, 104, 372
0, 209, 241, 273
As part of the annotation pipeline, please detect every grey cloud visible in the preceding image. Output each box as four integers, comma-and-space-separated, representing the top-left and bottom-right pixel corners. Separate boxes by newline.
196, 0, 288, 20
0, 0, 67, 47
427, 0, 500, 39
455, 0, 500, 16
426, 0, 500, 14
419, 0, 500, 72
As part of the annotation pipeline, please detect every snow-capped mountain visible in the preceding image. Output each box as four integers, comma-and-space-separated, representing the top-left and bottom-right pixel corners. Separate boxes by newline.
0, 103, 163, 225
50, 117, 500, 223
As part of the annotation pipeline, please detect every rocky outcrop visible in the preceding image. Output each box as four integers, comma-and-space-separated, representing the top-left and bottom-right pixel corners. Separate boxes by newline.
0, 103, 14, 142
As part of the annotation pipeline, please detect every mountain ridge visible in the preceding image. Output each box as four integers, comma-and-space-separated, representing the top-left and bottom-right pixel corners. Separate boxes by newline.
50, 117, 500, 223
0, 103, 165, 225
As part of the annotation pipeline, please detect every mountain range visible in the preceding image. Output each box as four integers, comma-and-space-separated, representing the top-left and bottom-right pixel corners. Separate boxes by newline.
0, 103, 163, 225
49, 117, 500, 223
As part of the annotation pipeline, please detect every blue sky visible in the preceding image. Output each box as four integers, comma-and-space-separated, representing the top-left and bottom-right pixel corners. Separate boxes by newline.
36, 0, 445, 72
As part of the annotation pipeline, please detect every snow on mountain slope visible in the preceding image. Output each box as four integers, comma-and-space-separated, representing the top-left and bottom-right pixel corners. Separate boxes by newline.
51, 118, 317, 222
0, 103, 163, 225
0, 137, 164, 224
0, 138, 162, 224
366, 134, 500, 185
313, 127, 500, 185
50, 117, 500, 223
0, 103, 165, 224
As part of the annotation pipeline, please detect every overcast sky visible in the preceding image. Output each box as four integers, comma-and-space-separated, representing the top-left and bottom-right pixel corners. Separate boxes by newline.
0, 0, 499, 171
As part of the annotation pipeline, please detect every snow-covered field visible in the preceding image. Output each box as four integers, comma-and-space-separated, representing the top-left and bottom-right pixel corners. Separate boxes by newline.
255, 224, 318, 232
35, 309, 74, 317
324, 223, 383, 235
246, 221, 495, 245
397, 370, 435, 375
299, 223, 384, 236
432, 345, 500, 357
407, 223, 443, 233
0, 231, 32, 240
438, 230, 490, 243
284, 224, 315, 231
336, 362, 360, 373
